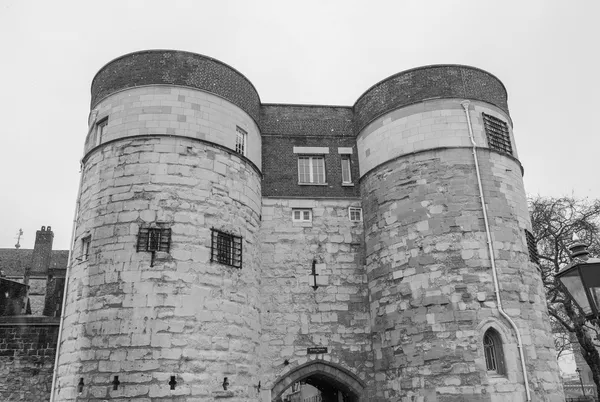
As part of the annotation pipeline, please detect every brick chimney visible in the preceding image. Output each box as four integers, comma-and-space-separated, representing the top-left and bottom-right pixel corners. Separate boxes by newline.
29, 226, 54, 277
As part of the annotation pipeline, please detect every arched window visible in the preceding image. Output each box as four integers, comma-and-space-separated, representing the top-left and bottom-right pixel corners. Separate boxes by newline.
483, 328, 506, 375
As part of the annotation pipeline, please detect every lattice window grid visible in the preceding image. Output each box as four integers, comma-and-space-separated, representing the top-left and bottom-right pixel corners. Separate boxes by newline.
210, 228, 243, 268
482, 113, 512, 155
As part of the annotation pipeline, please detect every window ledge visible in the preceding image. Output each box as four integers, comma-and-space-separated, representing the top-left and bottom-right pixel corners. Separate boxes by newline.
292, 221, 313, 227
298, 182, 328, 186
486, 373, 508, 382
342, 183, 354, 187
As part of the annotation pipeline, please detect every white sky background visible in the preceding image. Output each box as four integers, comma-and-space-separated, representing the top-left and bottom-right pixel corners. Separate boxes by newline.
0, 0, 598, 250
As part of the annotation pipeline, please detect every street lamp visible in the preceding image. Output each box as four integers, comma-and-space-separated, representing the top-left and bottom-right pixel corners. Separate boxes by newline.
555, 237, 600, 322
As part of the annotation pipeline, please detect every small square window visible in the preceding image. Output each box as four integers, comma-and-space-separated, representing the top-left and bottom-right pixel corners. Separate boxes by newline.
298, 156, 326, 184
81, 236, 91, 261
235, 126, 247, 156
210, 228, 242, 268
341, 156, 352, 184
96, 117, 108, 146
292, 209, 312, 222
349, 207, 362, 222
137, 227, 171, 253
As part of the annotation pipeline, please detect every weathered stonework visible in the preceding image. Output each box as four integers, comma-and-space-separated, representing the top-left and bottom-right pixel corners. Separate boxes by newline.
53, 50, 563, 402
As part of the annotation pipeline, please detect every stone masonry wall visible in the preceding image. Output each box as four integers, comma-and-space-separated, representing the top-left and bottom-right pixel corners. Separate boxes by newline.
0, 318, 59, 401
85, 86, 261, 170
361, 147, 562, 402
356, 99, 519, 178
259, 198, 374, 397
55, 137, 262, 401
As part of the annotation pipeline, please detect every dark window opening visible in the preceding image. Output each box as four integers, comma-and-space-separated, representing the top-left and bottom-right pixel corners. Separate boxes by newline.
81, 236, 91, 261
169, 376, 177, 390
137, 227, 171, 253
112, 376, 120, 390
525, 229, 540, 264
482, 113, 512, 155
483, 328, 506, 375
210, 228, 242, 268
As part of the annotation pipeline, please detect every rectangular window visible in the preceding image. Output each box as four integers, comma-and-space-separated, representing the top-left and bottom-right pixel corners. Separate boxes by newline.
525, 229, 539, 264
235, 126, 247, 156
292, 209, 312, 222
137, 227, 171, 253
81, 236, 91, 261
482, 113, 512, 155
349, 207, 362, 222
341, 155, 352, 184
298, 156, 326, 184
210, 228, 242, 268
96, 117, 108, 146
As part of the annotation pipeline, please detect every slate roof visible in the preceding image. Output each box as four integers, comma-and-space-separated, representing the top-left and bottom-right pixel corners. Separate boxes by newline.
0, 249, 69, 277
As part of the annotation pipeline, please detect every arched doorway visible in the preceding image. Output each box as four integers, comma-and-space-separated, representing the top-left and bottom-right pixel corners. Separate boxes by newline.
271, 361, 366, 402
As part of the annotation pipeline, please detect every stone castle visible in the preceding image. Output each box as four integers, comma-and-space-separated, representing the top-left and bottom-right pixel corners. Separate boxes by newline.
52, 50, 564, 401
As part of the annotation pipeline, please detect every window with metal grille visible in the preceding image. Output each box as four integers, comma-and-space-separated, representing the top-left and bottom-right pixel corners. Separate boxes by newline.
482, 113, 512, 155
210, 228, 242, 268
483, 328, 506, 375
525, 229, 540, 264
298, 156, 326, 184
341, 155, 352, 184
235, 126, 247, 156
349, 207, 362, 222
137, 227, 171, 253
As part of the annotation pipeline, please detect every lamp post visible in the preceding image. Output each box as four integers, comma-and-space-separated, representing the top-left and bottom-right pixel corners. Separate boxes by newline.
555, 237, 600, 323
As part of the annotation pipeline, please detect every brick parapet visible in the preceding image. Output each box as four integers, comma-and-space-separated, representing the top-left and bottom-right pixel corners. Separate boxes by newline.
260, 104, 354, 137
91, 50, 261, 122
353, 64, 509, 134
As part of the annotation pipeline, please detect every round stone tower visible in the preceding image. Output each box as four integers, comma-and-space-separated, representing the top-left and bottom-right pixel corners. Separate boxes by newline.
355, 66, 562, 401
54, 50, 263, 401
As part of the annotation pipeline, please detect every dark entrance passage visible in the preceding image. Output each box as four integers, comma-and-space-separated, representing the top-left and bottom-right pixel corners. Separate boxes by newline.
271, 361, 365, 402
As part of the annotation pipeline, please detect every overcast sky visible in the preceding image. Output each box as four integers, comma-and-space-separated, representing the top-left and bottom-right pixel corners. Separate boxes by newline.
1, 0, 598, 250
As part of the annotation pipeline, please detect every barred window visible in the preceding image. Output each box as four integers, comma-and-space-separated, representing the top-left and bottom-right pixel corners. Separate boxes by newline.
525, 229, 540, 264
483, 328, 506, 375
482, 113, 512, 155
137, 227, 171, 253
298, 156, 326, 184
210, 228, 242, 268
235, 126, 247, 156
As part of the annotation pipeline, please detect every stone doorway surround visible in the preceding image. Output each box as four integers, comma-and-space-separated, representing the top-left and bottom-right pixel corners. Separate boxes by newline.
270, 360, 366, 402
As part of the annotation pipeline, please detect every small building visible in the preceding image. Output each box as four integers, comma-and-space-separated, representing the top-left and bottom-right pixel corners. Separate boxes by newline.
0, 226, 68, 401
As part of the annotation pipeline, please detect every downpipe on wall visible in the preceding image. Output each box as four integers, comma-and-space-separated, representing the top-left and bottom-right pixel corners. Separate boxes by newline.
461, 101, 531, 401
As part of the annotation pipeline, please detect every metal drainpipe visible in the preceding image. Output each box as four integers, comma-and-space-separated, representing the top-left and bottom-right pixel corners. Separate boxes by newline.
461, 101, 531, 401
50, 160, 84, 402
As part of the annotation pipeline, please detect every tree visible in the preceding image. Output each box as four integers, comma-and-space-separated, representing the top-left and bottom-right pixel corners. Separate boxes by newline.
529, 196, 600, 394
